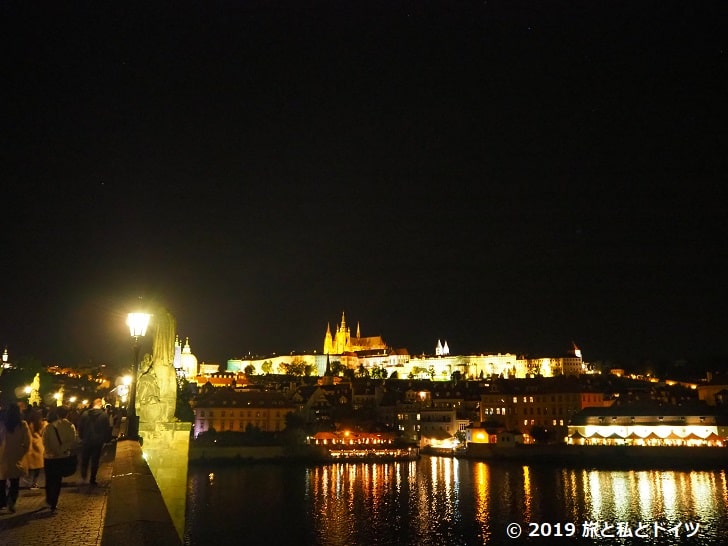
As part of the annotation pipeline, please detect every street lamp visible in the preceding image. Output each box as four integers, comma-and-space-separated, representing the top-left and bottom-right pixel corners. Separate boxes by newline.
127, 312, 151, 440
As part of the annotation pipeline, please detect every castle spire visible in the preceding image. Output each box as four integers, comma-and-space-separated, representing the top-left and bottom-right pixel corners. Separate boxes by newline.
356, 321, 361, 338
323, 322, 333, 354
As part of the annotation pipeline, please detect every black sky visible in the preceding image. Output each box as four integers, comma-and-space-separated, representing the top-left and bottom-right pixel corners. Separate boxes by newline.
1, 1, 726, 370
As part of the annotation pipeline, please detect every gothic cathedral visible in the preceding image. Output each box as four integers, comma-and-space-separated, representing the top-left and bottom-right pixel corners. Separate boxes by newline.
323, 312, 388, 354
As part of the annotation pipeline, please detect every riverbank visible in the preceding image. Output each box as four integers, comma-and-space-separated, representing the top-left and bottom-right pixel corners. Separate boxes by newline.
189, 442, 728, 469
463, 443, 728, 469
189, 444, 419, 465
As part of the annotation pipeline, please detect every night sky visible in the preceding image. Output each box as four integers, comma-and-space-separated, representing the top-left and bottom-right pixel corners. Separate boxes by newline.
2, 1, 726, 370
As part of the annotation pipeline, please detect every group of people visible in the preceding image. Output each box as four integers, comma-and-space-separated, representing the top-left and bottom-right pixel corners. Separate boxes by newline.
0, 398, 113, 512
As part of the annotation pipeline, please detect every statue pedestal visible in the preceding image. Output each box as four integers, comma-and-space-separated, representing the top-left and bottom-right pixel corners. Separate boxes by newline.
139, 421, 192, 541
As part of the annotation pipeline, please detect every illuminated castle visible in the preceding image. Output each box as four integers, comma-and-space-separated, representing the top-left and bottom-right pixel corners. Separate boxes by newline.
323, 312, 387, 354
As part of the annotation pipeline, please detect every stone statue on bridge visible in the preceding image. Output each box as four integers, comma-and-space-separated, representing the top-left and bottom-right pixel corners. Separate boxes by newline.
137, 307, 178, 426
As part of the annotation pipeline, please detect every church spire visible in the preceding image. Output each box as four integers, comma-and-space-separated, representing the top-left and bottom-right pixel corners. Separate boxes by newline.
356, 321, 361, 338
323, 322, 333, 354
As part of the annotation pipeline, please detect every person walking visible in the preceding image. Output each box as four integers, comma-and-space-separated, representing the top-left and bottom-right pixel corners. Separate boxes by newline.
0, 403, 32, 512
23, 409, 46, 488
77, 398, 111, 485
42, 406, 77, 511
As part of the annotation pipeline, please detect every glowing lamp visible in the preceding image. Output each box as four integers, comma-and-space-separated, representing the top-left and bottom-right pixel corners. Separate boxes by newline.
126, 311, 151, 441
127, 313, 151, 337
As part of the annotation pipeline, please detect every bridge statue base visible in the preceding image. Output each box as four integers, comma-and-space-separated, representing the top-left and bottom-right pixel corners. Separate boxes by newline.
139, 421, 192, 541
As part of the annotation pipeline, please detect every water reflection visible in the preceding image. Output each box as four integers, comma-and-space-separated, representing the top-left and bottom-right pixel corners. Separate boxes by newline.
186, 459, 728, 545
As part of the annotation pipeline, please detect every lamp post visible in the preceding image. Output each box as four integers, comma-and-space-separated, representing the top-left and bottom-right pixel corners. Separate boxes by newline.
127, 312, 151, 441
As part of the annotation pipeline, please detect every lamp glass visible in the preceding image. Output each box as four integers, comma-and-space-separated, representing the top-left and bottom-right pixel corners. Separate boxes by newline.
127, 313, 151, 337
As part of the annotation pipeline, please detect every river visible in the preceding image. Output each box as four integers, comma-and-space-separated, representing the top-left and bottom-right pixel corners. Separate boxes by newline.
184, 456, 728, 545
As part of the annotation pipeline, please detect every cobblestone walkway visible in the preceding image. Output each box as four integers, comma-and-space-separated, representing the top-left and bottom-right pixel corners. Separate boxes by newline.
0, 446, 114, 546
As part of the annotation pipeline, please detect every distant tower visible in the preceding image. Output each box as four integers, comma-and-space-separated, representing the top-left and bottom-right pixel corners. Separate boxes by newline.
334, 311, 351, 353
323, 312, 354, 354
323, 323, 334, 354
443, 341, 450, 356
173, 335, 182, 372
436, 340, 443, 356
572, 341, 582, 359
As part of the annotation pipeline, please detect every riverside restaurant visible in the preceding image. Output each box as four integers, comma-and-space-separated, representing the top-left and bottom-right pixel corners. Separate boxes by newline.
567, 404, 727, 447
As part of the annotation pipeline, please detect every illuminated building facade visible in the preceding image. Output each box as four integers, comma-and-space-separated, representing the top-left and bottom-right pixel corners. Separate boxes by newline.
479, 377, 612, 437
567, 404, 728, 447
419, 406, 458, 443
192, 389, 295, 438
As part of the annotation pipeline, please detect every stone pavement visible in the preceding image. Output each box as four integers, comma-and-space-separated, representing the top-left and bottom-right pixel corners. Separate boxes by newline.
0, 444, 115, 546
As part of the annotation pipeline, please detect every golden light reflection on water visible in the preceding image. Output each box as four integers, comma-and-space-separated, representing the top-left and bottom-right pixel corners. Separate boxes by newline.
588, 471, 603, 516
189, 461, 728, 545
472, 461, 491, 541
638, 471, 654, 520
303, 461, 728, 545
522, 465, 532, 521
561, 469, 580, 521
661, 472, 678, 520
